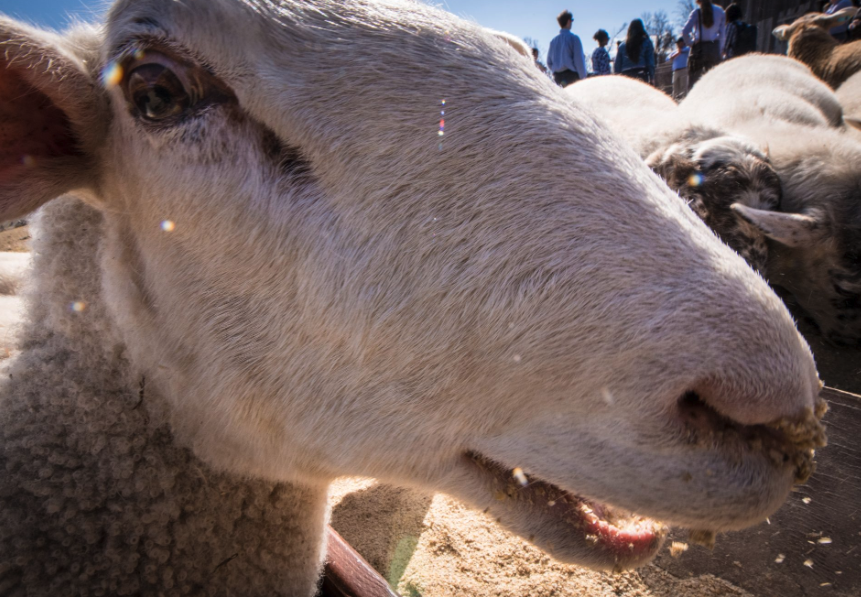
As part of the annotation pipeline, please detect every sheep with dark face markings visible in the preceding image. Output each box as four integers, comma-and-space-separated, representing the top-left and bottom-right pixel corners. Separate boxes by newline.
0, 1, 827, 594
566, 76, 782, 275
680, 54, 861, 346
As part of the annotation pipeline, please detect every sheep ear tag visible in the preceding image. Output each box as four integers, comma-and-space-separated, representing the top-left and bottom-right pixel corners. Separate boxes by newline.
0, 17, 106, 222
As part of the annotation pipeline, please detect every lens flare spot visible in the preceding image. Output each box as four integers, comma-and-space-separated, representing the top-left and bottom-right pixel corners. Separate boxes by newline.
21, 155, 36, 168
101, 61, 124, 89
688, 172, 704, 187
512, 467, 528, 487
161, 220, 176, 232
601, 387, 615, 405
133, 48, 146, 61
71, 301, 87, 313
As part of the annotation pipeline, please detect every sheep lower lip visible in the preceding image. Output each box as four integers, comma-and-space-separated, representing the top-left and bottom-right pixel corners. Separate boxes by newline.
466, 453, 663, 562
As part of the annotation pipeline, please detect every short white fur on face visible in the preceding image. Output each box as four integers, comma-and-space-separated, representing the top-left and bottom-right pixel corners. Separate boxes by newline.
0, 0, 826, 588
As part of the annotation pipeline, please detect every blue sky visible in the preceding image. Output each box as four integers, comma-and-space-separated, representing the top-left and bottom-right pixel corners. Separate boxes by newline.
1, 0, 686, 58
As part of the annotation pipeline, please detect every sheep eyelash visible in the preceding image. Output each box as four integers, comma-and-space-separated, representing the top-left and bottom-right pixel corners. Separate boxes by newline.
108, 39, 237, 130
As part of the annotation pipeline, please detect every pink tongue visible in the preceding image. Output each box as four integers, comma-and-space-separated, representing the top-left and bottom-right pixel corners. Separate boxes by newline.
578, 503, 659, 558
525, 484, 660, 559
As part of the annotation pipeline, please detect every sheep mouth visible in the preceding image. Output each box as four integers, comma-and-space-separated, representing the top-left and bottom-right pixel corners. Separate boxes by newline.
463, 452, 666, 570
462, 392, 826, 571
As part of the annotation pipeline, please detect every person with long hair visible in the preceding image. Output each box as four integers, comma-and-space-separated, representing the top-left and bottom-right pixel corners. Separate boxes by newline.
613, 19, 656, 84
682, 0, 726, 89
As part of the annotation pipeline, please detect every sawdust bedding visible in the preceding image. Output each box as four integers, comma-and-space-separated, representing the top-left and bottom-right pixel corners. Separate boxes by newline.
328, 478, 752, 597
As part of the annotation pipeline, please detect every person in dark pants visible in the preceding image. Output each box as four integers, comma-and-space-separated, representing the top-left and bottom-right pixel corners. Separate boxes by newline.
682, 0, 726, 90
723, 3, 758, 59
614, 19, 656, 84
670, 37, 690, 99
547, 10, 587, 87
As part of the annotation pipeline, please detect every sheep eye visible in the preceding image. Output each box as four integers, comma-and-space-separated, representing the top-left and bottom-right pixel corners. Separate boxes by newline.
126, 63, 190, 121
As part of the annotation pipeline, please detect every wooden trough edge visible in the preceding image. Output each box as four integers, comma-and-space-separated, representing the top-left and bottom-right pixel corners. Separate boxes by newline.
322, 527, 401, 597
321, 387, 860, 597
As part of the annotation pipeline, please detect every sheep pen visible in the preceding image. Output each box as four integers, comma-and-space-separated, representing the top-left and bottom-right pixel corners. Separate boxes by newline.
0, 1, 855, 597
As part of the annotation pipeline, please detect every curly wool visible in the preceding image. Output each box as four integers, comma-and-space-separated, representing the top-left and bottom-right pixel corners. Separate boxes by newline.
0, 197, 327, 596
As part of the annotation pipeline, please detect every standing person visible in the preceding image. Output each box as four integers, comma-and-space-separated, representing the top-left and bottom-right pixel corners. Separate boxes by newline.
848, 7, 861, 41
614, 19, 656, 84
682, 0, 727, 90
547, 10, 587, 87
825, 0, 855, 42
532, 47, 549, 74
670, 37, 690, 100
591, 29, 612, 76
724, 3, 758, 59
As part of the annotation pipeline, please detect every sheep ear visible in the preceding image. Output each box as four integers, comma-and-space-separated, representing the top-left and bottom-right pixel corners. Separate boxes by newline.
731, 204, 824, 248
645, 146, 698, 190
0, 17, 107, 222
772, 24, 792, 41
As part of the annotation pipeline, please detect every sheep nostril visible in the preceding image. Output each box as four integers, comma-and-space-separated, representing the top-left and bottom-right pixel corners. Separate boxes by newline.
675, 388, 828, 485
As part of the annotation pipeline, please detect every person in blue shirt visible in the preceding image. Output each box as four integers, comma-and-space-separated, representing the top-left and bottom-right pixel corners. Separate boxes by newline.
825, 0, 855, 42
614, 19, 655, 84
669, 37, 690, 99
591, 29, 612, 76
547, 10, 588, 87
